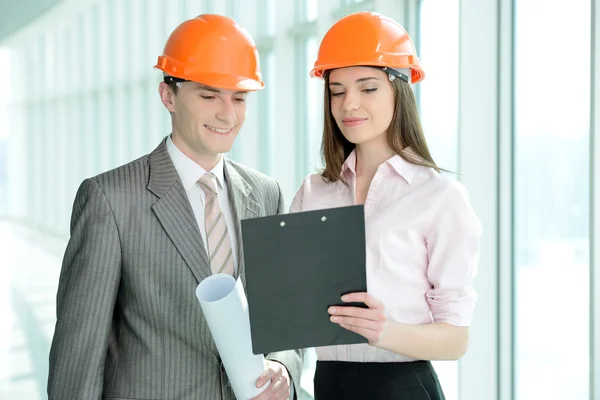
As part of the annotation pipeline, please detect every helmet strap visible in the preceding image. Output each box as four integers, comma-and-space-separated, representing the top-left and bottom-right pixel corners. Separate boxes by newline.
382, 67, 410, 83
164, 75, 186, 88
321, 67, 410, 83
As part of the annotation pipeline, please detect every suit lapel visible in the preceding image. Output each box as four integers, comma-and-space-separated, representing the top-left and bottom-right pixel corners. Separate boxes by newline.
148, 140, 211, 283
224, 160, 261, 287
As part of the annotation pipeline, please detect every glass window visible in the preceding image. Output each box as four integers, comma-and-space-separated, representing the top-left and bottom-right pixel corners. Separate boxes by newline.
514, 1, 590, 399
111, 86, 129, 168
256, 0, 275, 36
0, 48, 12, 215
98, 89, 113, 172
183, 0, 205, 17
97, 0, 111, 87
299, 349, 318, 399
44, 32, 57, 98
56, 96, 68, 224
418, 1, 460, 399
227, 0, 240, 20
257, 52, 275, 175
419, 0, 459, 173
147, 0, 167, 63
145, 78, 168, 150
267, 0, 275, 36
111, 0, 127, 84
82, 93, 97, 180
129, 0, 145, 79
130, 83, 148, 159
306, 0, 318, 21
305, 36, 322, 173
65, 94, 81, 214
81, 9, 95, 92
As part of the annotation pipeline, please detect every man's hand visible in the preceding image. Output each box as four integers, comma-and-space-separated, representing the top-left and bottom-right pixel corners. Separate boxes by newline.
250, 360, 291, 400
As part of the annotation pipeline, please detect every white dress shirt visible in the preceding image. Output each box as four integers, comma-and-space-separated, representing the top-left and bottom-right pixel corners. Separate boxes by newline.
166, 136, 238, 273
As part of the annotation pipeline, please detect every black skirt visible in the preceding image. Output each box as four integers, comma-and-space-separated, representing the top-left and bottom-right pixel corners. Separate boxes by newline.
313, 360, 446, 400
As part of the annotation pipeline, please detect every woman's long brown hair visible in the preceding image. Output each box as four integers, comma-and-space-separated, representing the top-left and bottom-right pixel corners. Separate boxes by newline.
320, 69, 441, 183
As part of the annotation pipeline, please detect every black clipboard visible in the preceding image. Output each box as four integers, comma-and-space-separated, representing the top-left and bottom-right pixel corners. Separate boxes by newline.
241, 205, 368, 354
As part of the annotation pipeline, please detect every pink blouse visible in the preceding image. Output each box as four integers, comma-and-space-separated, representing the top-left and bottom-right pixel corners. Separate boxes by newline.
290, 149, 482, 362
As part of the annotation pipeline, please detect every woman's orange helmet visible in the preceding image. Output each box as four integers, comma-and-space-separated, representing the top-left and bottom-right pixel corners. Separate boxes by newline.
310, 12, 425, 84
155, 14, 264, 91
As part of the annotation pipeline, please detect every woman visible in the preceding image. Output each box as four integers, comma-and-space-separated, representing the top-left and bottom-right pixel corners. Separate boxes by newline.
290, 12, 482, 400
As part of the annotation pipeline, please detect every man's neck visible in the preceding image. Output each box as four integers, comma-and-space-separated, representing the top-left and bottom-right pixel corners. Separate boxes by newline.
171, 134, 221, 172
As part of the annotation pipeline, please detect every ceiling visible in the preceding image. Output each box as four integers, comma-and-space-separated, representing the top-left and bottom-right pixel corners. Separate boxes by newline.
0, 0, 61, 42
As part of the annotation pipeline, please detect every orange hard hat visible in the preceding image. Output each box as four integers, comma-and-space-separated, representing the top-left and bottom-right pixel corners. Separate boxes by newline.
155, 14, 264, 91
310, 12, 425, 84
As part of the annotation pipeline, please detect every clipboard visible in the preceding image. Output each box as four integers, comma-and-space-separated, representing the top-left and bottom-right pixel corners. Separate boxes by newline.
241, 205, 368, 355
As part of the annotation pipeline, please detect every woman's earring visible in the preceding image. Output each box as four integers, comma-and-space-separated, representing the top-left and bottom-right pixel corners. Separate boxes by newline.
388, 74, 396, 81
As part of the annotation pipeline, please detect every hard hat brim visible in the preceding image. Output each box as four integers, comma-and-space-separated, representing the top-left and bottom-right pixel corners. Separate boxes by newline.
155, 63, 265, 92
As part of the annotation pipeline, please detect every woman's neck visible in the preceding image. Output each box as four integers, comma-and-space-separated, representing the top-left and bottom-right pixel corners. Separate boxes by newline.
355, 140, 396, 178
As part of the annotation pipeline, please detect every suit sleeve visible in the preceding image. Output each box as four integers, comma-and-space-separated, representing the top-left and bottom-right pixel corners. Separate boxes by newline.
48, 178, 122, 399
276, 181, 285, 214
266, 181, 304, 399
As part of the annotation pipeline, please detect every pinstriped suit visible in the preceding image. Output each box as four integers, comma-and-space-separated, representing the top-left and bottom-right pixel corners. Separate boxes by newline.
48, 139, 303, 400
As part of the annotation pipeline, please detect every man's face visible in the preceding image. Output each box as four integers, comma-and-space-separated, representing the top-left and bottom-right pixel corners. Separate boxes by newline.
159, 81, 248, 162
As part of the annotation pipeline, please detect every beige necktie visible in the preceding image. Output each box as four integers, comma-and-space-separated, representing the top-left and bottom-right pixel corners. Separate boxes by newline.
198, 173, 235, 275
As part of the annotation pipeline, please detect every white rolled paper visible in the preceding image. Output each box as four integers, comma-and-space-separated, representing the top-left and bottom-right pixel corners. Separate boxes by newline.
196, 274, 267, 400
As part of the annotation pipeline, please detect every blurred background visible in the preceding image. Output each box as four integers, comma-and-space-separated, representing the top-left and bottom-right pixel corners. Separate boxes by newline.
0, 0, 598, 399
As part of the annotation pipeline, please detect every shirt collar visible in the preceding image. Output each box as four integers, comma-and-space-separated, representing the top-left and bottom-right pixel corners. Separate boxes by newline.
341, 150, 357, 177
166, 135, 226, 191
386, 147, 421, 184
341, 147, 420, 184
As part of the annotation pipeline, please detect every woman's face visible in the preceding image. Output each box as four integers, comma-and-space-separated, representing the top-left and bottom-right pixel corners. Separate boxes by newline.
328, 66, 395, 146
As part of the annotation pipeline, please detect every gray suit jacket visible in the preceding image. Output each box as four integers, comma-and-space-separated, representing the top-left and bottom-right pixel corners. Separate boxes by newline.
48, 139, 303, 399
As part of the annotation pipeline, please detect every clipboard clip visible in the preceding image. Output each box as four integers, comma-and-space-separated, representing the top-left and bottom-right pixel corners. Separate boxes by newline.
280, 215, 328, 227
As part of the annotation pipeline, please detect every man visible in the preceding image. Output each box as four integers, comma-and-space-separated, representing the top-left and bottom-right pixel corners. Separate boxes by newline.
48, 14, 302, 400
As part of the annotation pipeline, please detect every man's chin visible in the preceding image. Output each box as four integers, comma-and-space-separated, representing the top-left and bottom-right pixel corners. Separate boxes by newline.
207, 145, 234, 155
209, 139, 237, 154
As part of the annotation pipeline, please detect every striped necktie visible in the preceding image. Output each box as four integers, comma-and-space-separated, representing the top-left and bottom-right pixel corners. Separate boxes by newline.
198, 173, 235, 275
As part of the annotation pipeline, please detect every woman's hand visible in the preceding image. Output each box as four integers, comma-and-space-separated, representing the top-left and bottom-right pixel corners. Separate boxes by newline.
328, 292, 387, 345
329, 292, 470, 360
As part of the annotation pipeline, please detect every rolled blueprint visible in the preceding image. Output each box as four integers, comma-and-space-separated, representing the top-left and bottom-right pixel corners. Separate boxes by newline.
196, 274, 267, 400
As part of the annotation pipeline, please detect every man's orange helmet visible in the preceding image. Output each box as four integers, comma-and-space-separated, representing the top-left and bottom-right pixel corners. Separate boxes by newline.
155, 14, 264, 91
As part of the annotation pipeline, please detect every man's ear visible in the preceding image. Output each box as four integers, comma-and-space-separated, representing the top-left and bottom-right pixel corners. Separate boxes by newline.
158, 82, 176, 113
